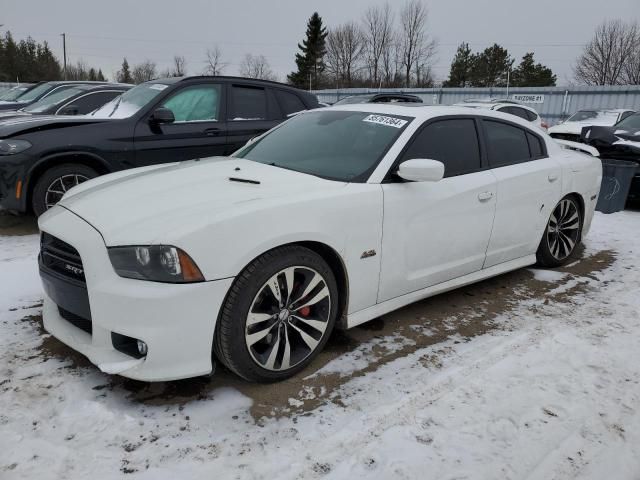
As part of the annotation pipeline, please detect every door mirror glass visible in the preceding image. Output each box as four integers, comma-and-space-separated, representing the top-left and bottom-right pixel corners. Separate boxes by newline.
397, 159, 444, 182
58, 104, 79, 115
149, 107, 175, 124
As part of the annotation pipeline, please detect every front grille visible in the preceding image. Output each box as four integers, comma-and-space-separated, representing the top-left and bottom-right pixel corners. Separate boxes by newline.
40, 233, 85, 282
59, 307, 92, 334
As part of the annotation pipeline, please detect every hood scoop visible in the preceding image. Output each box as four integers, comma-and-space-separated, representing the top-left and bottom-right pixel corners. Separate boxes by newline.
228, 176, 260, 185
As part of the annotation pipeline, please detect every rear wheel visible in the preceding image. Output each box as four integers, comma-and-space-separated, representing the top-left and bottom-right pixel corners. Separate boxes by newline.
536, 196, 582, 267
32, 164, 98, 216
214, 246, 338, 382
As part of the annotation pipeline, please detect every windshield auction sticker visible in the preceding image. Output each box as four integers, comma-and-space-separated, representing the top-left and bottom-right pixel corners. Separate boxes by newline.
363, 114, 408, 128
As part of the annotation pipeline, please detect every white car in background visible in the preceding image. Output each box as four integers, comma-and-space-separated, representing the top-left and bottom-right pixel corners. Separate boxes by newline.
548, 109, 636, 142
38, 105, 602, 383
455, 99, 547, 130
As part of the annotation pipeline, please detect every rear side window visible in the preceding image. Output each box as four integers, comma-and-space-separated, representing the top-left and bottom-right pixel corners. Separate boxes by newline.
401, 119, 481, 177
525, 109, 538, 121
276, 90, 306, 116
527, 132, 544, 158
229, 86, 267, 121
484, 120, 530, 167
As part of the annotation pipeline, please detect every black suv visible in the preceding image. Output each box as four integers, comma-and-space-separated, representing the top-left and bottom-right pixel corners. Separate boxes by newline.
0, 76, 319, 215
0, 81, 110, 111
0, 83, 131, 122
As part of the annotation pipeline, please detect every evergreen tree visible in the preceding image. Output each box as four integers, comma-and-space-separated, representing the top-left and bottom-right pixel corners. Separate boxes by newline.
117, 58, 133, 83
0, 32, 62, 82
443, 42, 475, 87
511, 52, 556, 87
97, 69, 106, 81
470, 43, 513, 87
288, 12, 327, 89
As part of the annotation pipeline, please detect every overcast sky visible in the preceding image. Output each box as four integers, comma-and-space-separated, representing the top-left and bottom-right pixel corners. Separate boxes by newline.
2, 0, 639, 85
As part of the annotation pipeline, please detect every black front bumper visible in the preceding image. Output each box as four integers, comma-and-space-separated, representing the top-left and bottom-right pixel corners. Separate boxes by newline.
0, 157, 29, 212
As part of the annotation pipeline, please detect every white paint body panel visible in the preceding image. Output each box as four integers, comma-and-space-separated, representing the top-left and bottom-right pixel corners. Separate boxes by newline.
39, 104, 602, 381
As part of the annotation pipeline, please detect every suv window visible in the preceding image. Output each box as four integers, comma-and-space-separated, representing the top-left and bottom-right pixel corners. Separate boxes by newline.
161, 84, 221, 122
484, 120, 531, 167
276, 90, 305, 116
401, 118, 481, 177
229, 86, 267, 121
64, 91, 123, 115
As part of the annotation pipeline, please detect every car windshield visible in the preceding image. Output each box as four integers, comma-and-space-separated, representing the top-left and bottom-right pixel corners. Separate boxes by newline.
22, 87, 86, 113
0, 87, 29, 101
90, 83, 167, 119
234, 110, 412, 182
333, 95, 373, 105
567, 110, 619, 122
615, 114, 640, 132
15, 83, 53, 103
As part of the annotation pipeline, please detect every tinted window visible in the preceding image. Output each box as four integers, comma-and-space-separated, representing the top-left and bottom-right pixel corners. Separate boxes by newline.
619, 111, 634, 121
499, 106, 528, 121
401, 119, 481, 177
484, 120, 530, 167
66, 91, 123, 114
276, 90, 305, 116
527, 132, 544, 158
235, 110, 411, 182
525, 109, 538, 121
229, 86, 267, 120
162, 84, 221, 122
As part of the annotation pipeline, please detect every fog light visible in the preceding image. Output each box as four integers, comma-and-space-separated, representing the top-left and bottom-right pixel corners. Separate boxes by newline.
137, 340, 148, 356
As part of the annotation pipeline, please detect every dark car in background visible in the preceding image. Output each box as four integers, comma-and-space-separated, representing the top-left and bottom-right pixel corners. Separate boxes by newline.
0, 83, 131, 122
333, 93, 423, 105
0, 84, 36, 102
0, 76, 319, 215
0, 81, 109, 111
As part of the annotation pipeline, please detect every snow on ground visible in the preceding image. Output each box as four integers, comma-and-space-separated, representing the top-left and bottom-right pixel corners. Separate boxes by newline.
1, 211, 640, 479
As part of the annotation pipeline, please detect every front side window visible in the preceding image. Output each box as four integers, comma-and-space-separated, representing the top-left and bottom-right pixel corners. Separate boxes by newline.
235, 110, 411, 182
400, 118, 481, 177
91, 83, 168, 119
484, 120, 531, 167
161, 84, 221, 122
229, 86, 267, 121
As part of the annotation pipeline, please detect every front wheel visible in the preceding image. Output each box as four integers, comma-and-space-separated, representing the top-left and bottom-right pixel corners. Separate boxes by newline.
32, 164, 98, 216
536, 196, 583, 267
214, 246, 338, 382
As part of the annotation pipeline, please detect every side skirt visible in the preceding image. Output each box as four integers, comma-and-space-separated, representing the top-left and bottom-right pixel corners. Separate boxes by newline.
346, 254, 536, 329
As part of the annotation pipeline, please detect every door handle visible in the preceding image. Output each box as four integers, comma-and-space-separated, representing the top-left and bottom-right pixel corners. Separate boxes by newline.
548, 173, 559, 182
203, 128, 221, 137
478, 191, 494, 202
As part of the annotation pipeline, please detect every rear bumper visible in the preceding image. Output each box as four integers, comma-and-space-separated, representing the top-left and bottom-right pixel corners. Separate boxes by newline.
38, 205, 234, 381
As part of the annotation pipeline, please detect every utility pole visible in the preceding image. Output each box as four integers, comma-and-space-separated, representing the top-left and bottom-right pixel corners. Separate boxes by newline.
61, 33, 67, 79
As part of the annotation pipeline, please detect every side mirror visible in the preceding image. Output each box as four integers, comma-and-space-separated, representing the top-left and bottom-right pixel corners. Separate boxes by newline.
397, 159, 445, 182
149, 107, 175, 125
59, 105, 79, 115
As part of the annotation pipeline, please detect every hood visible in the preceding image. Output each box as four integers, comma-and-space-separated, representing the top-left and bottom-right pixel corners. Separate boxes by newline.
549, 118, 619, 135
0, 110, 32, 122
58, 157, 347, 245
0, 114, 108, 138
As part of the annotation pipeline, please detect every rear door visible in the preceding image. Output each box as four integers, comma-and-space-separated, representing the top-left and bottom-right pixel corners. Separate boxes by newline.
133, 81, 228, 166
225, 84, 281, 153
378, 117, 497, 302
482, 118, 562, 268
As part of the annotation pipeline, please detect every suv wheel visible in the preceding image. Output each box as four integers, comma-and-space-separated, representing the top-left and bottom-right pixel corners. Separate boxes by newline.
32, 164, 98, 216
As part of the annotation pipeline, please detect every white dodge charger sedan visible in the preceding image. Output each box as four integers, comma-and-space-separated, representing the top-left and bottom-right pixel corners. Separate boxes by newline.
38, 105, 602, 383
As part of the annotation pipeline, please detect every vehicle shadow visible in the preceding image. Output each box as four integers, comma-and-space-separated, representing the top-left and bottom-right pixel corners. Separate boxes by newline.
0, 210, 38, 236
26, 244, 615, 421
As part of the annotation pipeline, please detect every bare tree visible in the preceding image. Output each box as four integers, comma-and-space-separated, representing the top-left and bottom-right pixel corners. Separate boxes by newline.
574, 19, 639, 85
172, 55, 187, 76
399, 0, 437, 87
325, 22, 366, 87
363, 3, 394, 87
203, 46, 227, 75
239, 54, 277, 81
131, 60, 157, 84
621, 27, 640, 84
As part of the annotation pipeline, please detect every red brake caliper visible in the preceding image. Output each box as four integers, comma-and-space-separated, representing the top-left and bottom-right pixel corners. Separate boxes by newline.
298, 306, 311, 317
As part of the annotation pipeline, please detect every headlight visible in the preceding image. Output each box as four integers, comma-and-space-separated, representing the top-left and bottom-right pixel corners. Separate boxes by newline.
0, 139, 32, 155
108, 245, 204, 283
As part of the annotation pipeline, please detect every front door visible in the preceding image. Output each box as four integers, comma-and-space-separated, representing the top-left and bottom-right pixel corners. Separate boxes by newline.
133, 82, 228, 166
378, 118, 497, 303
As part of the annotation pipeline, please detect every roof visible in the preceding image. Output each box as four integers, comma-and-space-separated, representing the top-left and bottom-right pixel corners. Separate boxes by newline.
71, 83, 132, 91
455, 101, 537, 111
574, 108, 633, 113
152, 75, 300, 89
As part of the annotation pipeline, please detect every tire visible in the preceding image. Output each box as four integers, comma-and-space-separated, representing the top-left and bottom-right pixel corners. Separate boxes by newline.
536, 195, 583, 268
214, 245, 339, 382
31, 164, 98, 216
